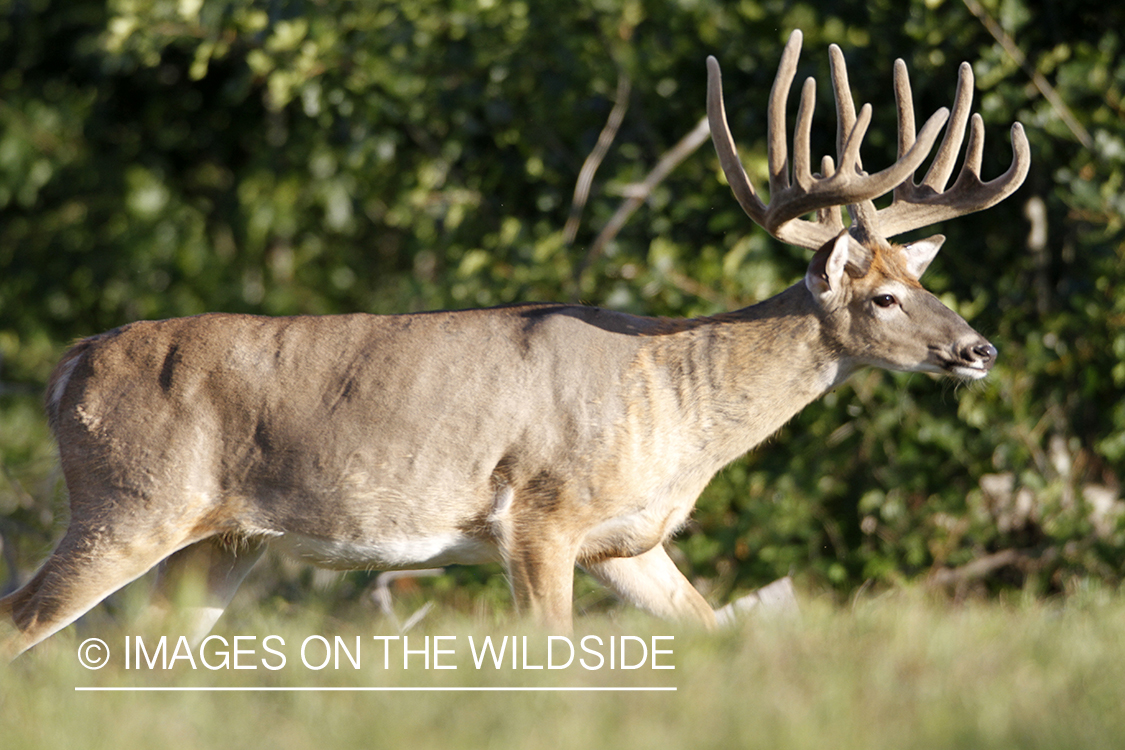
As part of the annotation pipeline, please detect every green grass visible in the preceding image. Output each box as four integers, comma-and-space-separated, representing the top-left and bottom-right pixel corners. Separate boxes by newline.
3, 588, 1123, 749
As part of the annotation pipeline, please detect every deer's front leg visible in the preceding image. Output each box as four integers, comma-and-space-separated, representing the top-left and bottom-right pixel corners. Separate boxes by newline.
583, 545, 717, 629
495, 484, 580, 633
504, 530, 579, 633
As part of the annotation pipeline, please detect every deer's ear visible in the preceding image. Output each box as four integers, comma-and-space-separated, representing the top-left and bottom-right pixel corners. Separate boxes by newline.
806, 233, 858, 299
901, 234, 945, 280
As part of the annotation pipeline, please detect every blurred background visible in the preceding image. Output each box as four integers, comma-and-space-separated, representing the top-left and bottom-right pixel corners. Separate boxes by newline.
0, 0, 1122, 619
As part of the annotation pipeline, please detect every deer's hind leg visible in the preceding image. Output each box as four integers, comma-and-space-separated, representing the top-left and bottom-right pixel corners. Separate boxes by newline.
1, 509, 197, 658
152, 535, 266, 644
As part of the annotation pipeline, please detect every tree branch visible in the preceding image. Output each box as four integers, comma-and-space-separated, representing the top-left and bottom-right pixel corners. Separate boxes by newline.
563, 71, 632, 247
571, 115, 711, 297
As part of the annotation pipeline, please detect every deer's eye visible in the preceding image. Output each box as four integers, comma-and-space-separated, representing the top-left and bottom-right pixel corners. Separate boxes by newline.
873, 293, 897, 308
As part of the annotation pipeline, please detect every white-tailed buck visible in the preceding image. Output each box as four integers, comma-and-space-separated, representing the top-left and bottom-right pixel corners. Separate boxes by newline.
2, 30, 1029, 656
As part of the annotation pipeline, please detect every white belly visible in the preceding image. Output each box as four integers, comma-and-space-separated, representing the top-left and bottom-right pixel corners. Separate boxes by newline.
271, 531, 499, 570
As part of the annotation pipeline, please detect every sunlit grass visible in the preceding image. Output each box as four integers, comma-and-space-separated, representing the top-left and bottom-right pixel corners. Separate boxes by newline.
3, 587, 1123, 750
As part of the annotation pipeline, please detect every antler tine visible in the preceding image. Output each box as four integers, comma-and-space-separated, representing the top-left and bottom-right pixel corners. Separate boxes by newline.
792, 77, 816, 191
876, 60, 1032, 238
893, 59, 917, 160
766, 30, 803, 195
707, 31, 843, 250
922, 62, 975, 192
766, 31, 854, 249
828, 43, 885, 246
815, 155, 846, 235
827, 44, 859, 172
826, 44, 951, 245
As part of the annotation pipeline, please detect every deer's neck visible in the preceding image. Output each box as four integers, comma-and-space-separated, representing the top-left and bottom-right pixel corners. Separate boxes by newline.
644, 282, 850, 469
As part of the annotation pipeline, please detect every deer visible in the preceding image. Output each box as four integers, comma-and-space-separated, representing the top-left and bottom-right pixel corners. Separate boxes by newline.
1, 30, 1029, 657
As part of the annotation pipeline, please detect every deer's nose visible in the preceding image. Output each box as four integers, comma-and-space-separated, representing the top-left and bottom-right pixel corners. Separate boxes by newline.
966, 342, 998, 366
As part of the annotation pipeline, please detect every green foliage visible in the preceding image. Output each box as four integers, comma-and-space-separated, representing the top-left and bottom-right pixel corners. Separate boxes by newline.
1, 0, 1123, 608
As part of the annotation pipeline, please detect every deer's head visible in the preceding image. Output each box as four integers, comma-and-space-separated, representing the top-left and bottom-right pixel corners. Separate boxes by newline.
804, 232, 997, 380
707, 30, 1028, 383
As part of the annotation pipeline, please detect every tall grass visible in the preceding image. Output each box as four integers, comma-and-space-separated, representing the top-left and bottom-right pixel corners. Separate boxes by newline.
3, 588, 1123, 750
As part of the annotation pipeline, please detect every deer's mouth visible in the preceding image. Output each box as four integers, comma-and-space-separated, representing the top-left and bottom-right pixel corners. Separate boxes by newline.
949, 361, 992, 381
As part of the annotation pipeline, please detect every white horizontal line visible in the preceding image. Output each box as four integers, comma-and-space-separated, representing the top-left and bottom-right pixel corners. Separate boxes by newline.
75, 686, 676, 692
